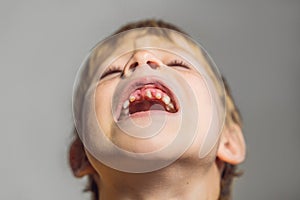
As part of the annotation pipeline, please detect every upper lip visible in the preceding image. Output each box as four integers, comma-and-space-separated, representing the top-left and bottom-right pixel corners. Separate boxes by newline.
115, 76, 179, 120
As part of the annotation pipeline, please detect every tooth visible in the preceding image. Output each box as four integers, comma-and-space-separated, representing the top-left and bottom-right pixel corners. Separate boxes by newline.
167, 103, 174, 109
119, 107, 129, 120
146, 90, 152, 98
155, 92, 162, 99
162, 95, 170, 105
129, 95, 136, 102
166, 103, 174, 111
123, 100, 129, 109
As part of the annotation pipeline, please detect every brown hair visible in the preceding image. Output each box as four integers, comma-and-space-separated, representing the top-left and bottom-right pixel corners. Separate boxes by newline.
70, 19, 243, 200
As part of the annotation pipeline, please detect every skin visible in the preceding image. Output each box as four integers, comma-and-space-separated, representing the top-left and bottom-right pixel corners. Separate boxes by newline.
72, 31, 246, 200
95, 49, 212, 154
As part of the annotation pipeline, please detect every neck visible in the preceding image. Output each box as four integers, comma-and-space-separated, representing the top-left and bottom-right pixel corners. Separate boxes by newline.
96, 159, 221, 200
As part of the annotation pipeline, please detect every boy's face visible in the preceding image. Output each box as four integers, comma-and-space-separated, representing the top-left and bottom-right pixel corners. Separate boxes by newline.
95, 48, 213, 154
74, 28, 226, 173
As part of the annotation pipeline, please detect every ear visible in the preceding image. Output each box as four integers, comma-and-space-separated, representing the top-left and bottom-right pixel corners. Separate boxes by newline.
69, 137, 96, 177
217, 123, 246, 165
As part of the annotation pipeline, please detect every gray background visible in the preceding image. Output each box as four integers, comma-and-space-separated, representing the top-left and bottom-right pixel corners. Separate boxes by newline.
1, 0, 299, 199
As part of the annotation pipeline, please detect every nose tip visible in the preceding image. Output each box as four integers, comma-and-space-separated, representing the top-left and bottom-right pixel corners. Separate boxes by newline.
133, 50, 162, 68
123, 50, 162, 76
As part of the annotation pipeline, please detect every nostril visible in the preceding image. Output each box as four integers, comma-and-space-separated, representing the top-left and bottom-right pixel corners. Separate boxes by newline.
147, 61, 159, 69
129, 62, 138, 71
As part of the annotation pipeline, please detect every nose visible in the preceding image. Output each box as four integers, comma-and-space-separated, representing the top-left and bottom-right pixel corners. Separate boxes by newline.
122, 50, 163, 77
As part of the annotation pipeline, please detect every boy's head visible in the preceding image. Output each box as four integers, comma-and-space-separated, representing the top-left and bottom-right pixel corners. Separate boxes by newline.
70, 20, 245, 200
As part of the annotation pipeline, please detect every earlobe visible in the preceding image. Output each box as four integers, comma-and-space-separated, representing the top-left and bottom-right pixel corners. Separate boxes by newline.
217, 123, 246, 165
69, 137, 96, 177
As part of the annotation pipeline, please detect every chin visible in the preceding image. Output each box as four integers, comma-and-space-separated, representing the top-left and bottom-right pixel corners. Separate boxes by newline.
110, 113, 182, 153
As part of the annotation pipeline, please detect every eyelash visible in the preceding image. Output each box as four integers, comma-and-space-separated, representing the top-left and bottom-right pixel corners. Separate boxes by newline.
166, 60, 190, 69
100, 66, 123, 79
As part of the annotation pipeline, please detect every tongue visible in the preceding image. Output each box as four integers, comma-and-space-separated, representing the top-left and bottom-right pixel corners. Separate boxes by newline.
129, 100, 166, 114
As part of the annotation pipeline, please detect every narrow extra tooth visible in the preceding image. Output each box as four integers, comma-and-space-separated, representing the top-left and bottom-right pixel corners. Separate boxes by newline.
123, 100, 129, 109
162, 95, 171, 105
155, 92, 162, 99
129, 95, 136, 102
123, 108, 129, 115
146, 90, 152, 98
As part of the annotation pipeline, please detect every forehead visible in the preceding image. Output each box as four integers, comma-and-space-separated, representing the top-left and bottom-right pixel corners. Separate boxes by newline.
123, 29, 198, 53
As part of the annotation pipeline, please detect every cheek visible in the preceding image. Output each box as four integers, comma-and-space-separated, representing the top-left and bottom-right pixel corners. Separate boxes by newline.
182, 73, 213, 156
95, 80, 118, 138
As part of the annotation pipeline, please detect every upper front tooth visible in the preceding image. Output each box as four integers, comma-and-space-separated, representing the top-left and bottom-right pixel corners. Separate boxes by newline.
146, 90, 152, 98
155, 92, 162, 99
129, 95, 136, 102
162, 95, 170, 104
123, 100, 130, 109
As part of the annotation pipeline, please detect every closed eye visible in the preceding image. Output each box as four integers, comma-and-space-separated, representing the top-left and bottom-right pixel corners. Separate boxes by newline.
100, 66, 123, 79
166, 60, 190, 69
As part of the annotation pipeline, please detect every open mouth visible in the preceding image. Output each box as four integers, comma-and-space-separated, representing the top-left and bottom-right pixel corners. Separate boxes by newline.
117, 79, 179, 121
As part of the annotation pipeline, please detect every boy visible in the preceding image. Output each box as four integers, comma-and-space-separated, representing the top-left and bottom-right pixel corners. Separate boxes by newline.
70, 20, 246, 200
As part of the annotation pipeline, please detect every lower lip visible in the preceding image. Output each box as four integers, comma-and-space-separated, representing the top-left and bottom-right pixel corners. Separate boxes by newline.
118, 110, 177, 121
117, 110, 180, 130
130, 110, 164, 118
